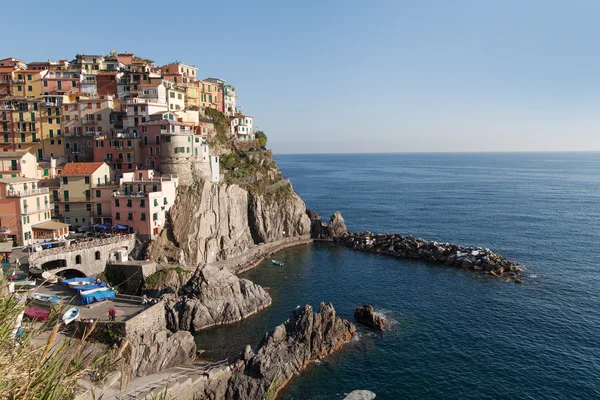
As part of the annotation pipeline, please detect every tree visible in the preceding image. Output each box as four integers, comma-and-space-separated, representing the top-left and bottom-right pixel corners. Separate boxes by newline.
255, 130, 267, 147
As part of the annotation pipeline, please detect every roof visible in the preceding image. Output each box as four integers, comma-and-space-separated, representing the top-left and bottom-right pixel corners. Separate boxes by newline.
0, 151, 30, 159
139, 83, 161, 87
32, 220, 69, 231
0, 67, 16, 73
61, 162, 105, 175
139, 119, 189, 127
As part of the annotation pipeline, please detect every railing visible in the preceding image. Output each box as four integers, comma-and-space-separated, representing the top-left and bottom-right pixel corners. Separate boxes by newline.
10, 79, 25, 84
81, 119, 95, 125
42, 102, 57, 107
6, 188, 49, 197
57, 196, 92, 202
113, 191, 147, 197
29, 233, 136, 261
22, 204, 53, 215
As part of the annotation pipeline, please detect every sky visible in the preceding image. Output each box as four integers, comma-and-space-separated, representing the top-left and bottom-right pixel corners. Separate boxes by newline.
3, 0, 600, 153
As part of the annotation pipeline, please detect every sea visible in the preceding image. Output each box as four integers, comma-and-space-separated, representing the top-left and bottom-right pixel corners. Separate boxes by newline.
194, 152, 600, 399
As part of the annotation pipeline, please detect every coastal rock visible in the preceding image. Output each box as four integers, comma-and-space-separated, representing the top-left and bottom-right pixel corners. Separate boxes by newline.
124, 330, 196, 377
248, 187, 311, 244
354, 305, 387, 331
165, 265, 272, 332
328, 211, 348, 241
204, 303, 356, 400
342, 232, 523, 280
344, 390, 377, 400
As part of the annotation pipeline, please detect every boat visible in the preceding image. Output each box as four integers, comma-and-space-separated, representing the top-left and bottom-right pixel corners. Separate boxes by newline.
41, 271, 59, 284
14, 280, 36, 291
30, 293, 61, 304
79, 287, 110, 296
24, 307, 50, 321
68, 281, 93, 288
272, 260, 285, 266
29, 265, 43, 275
62, 307, 80, 325
7, 273, 29, 281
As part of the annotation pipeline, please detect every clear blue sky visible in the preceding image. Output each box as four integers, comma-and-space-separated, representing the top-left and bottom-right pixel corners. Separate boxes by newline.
4, 0, 600, 153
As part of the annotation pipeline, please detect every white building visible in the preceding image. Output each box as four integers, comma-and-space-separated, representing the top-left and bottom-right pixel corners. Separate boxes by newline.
124, 98, 168, 135
223, 85, 237, 116
230, 113, 254, 141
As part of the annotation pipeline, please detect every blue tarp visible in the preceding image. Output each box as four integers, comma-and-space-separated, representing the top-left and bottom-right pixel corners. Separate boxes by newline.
71, 282, 107, 292
61, 277, 96, 286
113, 224, 128, 230
95, 224, 109, 230
80, 289, 116, 305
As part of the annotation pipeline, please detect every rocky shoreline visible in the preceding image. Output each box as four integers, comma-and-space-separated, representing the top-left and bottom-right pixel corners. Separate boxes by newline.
341, 231, 524, 282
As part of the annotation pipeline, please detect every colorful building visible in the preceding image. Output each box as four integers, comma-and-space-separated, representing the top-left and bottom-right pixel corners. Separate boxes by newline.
0, 177, 55, 245
56, 162, 113, 227
158, 62, 197, 84
111, 170, 178, 240
0, 151, 37, 178
230, 113, 254, 141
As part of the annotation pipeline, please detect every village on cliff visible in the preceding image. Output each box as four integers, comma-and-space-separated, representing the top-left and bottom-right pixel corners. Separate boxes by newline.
0, 53, 255, 245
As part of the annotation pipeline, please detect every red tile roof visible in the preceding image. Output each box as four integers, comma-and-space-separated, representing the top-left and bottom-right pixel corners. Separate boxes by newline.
61, 162, 105, 175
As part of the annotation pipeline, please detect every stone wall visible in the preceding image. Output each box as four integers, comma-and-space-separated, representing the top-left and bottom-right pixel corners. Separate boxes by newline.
124, 301, 167, 340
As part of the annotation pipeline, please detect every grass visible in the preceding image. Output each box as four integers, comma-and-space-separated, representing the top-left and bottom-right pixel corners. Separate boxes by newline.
145, 266, 187, 287
0, 287, 116, 400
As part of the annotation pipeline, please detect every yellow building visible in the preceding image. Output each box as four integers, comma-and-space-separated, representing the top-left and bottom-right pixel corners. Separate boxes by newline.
56, 162, 113, 227
184, 82, 201, 108
200, 80, 220, 110
7, 97, 43, 158
40, 101, 64, 159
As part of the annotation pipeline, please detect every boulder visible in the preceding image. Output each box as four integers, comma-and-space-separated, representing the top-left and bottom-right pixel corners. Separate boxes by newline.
354, 305, 387, 331
328, 211, 348, 241
345, 390, 377, 400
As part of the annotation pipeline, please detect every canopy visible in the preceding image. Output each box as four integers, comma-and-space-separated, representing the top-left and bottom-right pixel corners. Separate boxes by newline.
61, 277, 95, 286
94, 224, 110, 230
112, 224, 128, 230
80, 289, 116, 305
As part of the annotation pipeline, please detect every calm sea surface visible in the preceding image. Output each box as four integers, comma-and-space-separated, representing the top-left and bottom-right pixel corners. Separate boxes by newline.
195, 152, 600, 399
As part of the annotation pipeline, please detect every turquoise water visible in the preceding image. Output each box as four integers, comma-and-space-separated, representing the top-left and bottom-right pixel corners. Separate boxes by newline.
195, 152, 600, 399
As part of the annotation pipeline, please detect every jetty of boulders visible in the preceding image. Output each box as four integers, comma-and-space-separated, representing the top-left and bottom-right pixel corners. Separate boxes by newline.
341, 231, 524, 282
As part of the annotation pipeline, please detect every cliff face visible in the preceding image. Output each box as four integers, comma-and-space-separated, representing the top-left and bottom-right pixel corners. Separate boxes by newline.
163, 265, 272, 332
148, 178, 310, 267
203, 303, 356, 400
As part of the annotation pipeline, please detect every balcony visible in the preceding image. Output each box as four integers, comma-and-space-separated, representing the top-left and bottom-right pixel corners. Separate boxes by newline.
10, 79, 25, 84
22, 204, 54, 215
58, 196, 92, 202
42, 102, 57, 107
91, 210, 112, 217
113, 191, 146, 198
6, 187, 49, 197
83, 131, 102, 136
82, 119, 96, 125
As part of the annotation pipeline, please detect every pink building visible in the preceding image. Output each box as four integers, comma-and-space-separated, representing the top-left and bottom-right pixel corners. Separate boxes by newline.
93, 132, 142, 178
138, 112, 194, 170
110, 170, 178, 240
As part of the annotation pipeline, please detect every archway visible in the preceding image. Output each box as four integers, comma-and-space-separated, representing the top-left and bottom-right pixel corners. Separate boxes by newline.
55, 269, 87, 279
41, 259, 67, 271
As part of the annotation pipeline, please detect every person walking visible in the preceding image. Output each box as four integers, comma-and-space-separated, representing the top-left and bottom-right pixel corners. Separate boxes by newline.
108, 307, 116, 321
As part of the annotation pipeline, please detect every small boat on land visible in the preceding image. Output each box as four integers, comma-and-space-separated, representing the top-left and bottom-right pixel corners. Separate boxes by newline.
29, 265, 43, 276
272, 260, 285, 266
14, 280, 36, 291
24, 306, 50, 321
62, 307, 80, 325
7, 273, 29, 281
31, 293, 61, 305
41, 271, 59, 284
80, 287, 109, 296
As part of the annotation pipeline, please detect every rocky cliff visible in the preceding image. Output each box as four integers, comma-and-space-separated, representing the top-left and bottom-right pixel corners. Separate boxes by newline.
163, 265, 272, 332
203, 303, 356, 400
148, 178, 310, 267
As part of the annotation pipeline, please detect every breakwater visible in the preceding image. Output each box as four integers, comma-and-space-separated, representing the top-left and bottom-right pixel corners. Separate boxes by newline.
341, 231, 524, 281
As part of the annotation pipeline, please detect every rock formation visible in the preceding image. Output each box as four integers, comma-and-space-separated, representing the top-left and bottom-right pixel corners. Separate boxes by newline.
148, 178, 310, 267
124, 330, 197, 377
354, 305, 386, 331
345, 390, 377, 400
163, 265, 272, 332
328, 211, 348, 241
203, 303, 356, 400
343, 231, 524, 280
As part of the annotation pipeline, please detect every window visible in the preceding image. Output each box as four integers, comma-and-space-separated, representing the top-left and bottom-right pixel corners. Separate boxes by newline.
49, 129, 54, 138
115, 199, 120, 207
58, 139, 62, 145
48, 118, 52, 124
72, 81, 77, 87
153, 199, 158, 207
43, 80, 48, 87
63, 190, 69, 200
115, 212, 121, 220
95, 251, 101, 260
170, 92, 175, 98
84, 176, 90, 184
163, 197, 168, 205
86, 204, 92, 212
65, 204, 70, 212
140, 199, 145, 207
65, 142, 70, 149
95, 190, 101, 198
62, 177, 68, 184
75, 255, 81, 264
127, 199, 132, 207
153, 213, 158, 221
96, 103, 101, 109
141, 213, 146, 221
28, 86, 32, 92
127, 212, 133, 221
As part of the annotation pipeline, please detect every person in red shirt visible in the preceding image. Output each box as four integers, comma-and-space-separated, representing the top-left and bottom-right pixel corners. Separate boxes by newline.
108, 307, 116, 321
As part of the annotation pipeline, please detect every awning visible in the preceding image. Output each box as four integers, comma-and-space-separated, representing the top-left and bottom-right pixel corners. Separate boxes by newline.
32, 221, 69, 231
112, 224, 128, 230
94, 224, 110, 230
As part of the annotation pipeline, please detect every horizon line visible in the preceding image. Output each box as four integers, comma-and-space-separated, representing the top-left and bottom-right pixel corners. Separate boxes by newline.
271, 149, 600, 156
